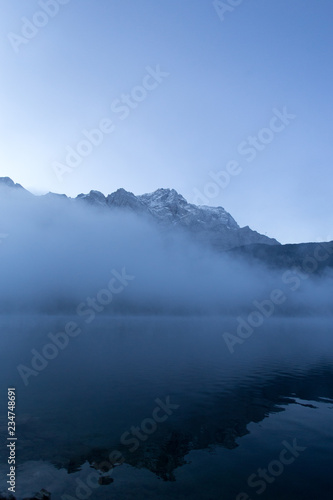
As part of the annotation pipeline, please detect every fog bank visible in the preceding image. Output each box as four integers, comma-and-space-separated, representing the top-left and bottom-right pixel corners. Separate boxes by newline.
0, 188, 331, 316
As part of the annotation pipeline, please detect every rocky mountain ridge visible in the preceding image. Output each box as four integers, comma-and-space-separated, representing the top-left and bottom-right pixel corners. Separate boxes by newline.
0, 178, 278, 251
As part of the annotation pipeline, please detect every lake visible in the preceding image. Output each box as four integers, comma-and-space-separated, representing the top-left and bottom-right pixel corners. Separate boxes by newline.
0, 315, 333, 499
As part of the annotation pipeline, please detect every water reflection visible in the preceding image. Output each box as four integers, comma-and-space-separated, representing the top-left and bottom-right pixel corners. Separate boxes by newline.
0, 315, 332, 498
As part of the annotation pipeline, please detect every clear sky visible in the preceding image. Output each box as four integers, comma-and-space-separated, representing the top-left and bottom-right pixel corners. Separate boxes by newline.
1, 0, 332, 244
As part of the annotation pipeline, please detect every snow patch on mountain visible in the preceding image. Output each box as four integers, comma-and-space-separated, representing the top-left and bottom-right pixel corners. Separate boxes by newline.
0, 178, 279, 250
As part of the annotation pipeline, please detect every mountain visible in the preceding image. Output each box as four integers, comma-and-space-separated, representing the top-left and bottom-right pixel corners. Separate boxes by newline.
230, 241, 333, 272
137, 188, 279, 250
0, 176, 25, 190
0, 177, 331, 316
0, 178, 279, 251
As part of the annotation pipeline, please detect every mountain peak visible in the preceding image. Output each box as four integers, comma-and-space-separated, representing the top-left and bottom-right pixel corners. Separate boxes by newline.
106, 188, 148, 212
154, 188, 180, 196
0, 177, 24, 190
0, 179, 279, 250
76, 190, 107, 206
138, 188, 187, 207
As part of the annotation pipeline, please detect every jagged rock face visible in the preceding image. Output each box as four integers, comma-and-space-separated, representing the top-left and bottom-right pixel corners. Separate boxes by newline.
0, 177, 24, 190
0, 178, 279, 250
77, 190, 107, 207
137, 188, 278, 250
138, 188, 239, 230
107, 188, 149, 213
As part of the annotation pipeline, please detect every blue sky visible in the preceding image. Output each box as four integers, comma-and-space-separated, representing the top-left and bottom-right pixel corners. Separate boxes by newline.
1, 0, 332, 243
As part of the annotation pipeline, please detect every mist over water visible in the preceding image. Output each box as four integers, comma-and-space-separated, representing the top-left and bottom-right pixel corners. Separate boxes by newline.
0, 187, 332, 316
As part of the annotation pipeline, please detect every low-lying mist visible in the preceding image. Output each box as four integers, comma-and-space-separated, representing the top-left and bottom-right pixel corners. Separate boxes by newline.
0, 187, 331, 316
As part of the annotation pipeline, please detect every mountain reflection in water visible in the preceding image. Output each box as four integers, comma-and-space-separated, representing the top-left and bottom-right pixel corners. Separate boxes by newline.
0, 315, 332, 499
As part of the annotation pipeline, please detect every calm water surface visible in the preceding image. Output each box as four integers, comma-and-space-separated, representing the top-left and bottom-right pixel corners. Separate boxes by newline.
0, 315, 333, 499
